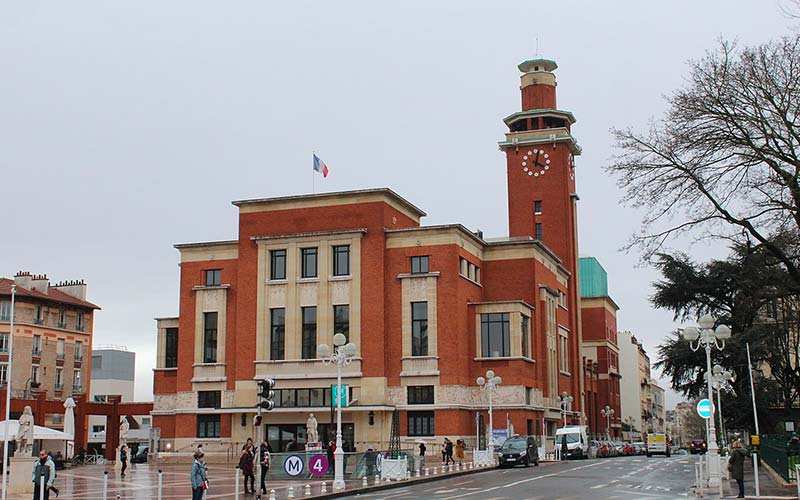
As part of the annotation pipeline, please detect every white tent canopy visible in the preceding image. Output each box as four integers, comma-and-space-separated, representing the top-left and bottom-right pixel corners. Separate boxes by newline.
0, 420, 72, 442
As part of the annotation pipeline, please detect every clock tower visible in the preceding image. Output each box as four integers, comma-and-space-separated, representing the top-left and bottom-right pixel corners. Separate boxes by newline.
499, 58, 581, 273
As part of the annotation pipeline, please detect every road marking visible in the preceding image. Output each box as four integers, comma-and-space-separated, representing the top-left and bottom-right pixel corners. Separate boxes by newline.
591, 484, 607, 489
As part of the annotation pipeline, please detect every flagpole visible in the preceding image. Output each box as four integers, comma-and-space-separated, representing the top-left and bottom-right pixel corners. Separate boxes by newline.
312, 151, 316, 194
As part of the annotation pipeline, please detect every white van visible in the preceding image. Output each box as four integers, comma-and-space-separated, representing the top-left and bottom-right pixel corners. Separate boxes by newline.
554, 425, 589, 459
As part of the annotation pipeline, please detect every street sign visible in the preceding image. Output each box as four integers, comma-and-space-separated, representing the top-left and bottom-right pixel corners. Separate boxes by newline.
331, 384, 349, 407
696, 398, 713, 419
309, 454, 329, 477
492, 429, 508, 444
284, 454, 304, 477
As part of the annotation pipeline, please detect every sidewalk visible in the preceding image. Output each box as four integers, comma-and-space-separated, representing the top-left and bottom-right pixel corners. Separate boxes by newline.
720, 459, 797, 499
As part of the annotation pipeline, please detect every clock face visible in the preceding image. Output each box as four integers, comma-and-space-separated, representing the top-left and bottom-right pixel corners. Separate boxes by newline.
521, 149, 551, 177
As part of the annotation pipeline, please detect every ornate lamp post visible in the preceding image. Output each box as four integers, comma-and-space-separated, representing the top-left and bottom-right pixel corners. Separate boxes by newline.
601, 406, 615, 440
559, 392, 573, 427
477, 370, 502, 447
681, 314, 731, 488
318, 333, 356, 491
1, 284, 16, 500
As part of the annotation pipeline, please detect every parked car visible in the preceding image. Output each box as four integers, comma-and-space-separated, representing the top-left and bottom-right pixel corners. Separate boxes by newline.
689, 440, 707, 455
498, 435, 539, 468
554, 426, 589, 459
631, 442, 646, 455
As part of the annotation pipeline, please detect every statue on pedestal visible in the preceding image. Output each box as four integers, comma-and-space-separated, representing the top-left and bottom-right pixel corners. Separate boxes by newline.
306, 413, 318, 444
14, 406, 34, 456
119, 417, 130, 449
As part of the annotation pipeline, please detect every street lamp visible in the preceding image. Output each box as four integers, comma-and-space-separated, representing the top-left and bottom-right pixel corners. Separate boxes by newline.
1, 284, 16, 500
600, 406, 615, 440
705, 364, 733, 449
559, 392, 573, 427
477, 370, 502, 447
318, 333, 357, 491
681, 314, 731, 488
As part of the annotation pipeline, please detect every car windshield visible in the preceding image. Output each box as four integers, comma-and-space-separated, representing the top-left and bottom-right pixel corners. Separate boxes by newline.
501, 440, 527, 451
557, 434, 580, 444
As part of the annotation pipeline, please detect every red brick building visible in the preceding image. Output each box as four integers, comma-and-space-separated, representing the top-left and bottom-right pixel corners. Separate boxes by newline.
152, 58, 587, 453
578, 257, 621, 439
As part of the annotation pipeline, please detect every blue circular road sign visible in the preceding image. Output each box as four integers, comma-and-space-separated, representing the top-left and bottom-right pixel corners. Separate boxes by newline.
696, 398, 713, 419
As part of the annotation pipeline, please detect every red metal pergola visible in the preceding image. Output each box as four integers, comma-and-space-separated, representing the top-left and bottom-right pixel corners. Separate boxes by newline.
0, 390, 153, 460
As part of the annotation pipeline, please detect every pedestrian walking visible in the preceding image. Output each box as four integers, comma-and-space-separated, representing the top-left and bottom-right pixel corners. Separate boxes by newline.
444, 438, 454, 465
728, 440, 749, 499
455, 439, 465, 465
239, 446, 256, 494
119, 446, 128, 477
191, 451, 208, 500
441, 438, 447, 464
32, 449, 57, 500
418, 442, 426, 457
259, 440, 271, 495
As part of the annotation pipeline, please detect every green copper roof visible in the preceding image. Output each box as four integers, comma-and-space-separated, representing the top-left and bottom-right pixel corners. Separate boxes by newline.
518, 59, 558, 73
579, 257, 608, 298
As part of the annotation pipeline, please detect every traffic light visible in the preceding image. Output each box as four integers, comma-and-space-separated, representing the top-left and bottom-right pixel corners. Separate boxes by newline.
258, 378, 276, 411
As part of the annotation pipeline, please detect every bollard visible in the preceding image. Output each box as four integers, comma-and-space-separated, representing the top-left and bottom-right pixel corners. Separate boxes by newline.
103, 470, 109, 500
269, 489, 276, 500
796, 464, 799, 500
425, 467, 429, 476
375, 474, 380, 485
288, 486, 295, 499
406, 469, 411, 480
321, 482, 328, 493
362, 475, 368, 487
158, 469, 163, 500
116, 495, 121, 500
753, 453, 761, 497
415, 468, 420, 478
304, 484, 311, 496
433, 466, 438, 475
235, 465, 240, 499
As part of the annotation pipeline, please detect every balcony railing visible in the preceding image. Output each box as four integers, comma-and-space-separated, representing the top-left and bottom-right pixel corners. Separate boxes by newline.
57, 322, 66, 329
33, 318, 44, 325
72, 385, 82, 393
74, 353, 83, 362
56, 353, 65, 360
31, 348, 41, 357
54, 383, 63, 391
76, 324, 84, 332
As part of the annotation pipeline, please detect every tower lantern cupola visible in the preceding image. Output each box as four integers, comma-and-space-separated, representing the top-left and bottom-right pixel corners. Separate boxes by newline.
518, 58, 558, 110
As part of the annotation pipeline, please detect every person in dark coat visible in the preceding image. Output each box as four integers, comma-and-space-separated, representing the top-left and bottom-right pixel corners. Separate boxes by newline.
728, 440, 749, 499
238, 447, 255, 494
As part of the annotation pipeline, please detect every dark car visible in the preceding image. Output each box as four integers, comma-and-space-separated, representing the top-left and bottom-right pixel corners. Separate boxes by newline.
498, 435, 539, 468
132, 446, 149, 463
689, 440, 707, 455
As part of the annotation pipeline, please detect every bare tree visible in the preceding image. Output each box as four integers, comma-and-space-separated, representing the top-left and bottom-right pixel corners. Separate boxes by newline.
607, 36, 800, 289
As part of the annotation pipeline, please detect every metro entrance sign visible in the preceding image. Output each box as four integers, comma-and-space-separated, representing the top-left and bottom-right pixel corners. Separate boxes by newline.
696, 398, 713, 419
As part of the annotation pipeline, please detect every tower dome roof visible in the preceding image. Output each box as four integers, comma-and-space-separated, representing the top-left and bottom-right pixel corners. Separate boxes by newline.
518, 58, 558, 73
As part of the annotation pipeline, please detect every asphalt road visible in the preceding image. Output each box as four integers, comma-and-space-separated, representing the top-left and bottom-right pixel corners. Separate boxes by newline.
341, 455, 698, 500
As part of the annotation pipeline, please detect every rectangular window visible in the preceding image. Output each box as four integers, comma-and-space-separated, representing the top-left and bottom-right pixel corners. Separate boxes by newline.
73, 369, 81, 391
525, 387, 532, 406
333, 305, 350, 342
521, 315, 530, 358
296, 389, 310, 407
0, 364, 7, 387
74, 341, 83, 361
481, 313, 510, 358
0, 334, 8, 354
411, 302, 428, 356
32, 335, 41, 356
198, 390, 222, 409
56, 339, 65, 359
407, 386, 434, 404
55, 367, 63, 390
301, 306, 317, 359
76, 312, 84, 331
93, 395, 108, 403
534, 200, 542, 214
31, 365, 40, 384
165, 327, 179, 368
204, 269, 222, 286
0, 301, 10, 321
535, 223, 543, 240
332, 245, 350, 276
34, 305, 44, 325
459, 257, 481, 284
197, 415, 221, 438
270, 249, 287, 280
407, 411, 435, 436
203, 312, 218, 363
270, 308, 285, 361
559, 333, 570, 373
58, 308, 66, 328
301, 247, 318, 278
410, 256, 429, 274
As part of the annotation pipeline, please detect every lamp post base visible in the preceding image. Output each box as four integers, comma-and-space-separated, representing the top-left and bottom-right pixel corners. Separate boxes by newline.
706, 450, 721, 488
333, 448, 346, 491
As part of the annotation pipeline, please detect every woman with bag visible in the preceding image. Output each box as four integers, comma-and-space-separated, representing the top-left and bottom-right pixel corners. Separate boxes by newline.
191, 451, 208, 500
728, 440, 749, 499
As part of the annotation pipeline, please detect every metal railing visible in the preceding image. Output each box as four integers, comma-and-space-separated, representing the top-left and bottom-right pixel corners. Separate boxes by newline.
760, 434, 793, 482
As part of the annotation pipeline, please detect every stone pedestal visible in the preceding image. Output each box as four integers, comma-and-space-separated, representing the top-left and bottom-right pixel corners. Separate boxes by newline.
380, 457, 408, 481
8, 455, 34, 494
472, 450, 494, 467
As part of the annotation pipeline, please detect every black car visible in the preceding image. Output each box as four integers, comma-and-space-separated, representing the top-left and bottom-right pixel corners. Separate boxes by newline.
132, 446, 149, 463
689, 440, 707, 455
498, 436, 539, 468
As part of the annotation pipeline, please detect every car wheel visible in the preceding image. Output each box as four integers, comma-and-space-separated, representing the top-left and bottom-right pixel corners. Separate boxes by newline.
524, 457, 530, 467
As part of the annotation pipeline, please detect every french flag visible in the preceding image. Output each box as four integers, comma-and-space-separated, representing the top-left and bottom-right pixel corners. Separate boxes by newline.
313, 154, 329, 178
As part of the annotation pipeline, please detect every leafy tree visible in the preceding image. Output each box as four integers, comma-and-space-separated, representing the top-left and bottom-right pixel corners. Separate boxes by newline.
607, 36, 800, 290
652, 242, 799, 433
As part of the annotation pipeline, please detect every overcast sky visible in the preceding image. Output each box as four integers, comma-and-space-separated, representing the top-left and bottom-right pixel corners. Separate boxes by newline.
0, 1, 790, 404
